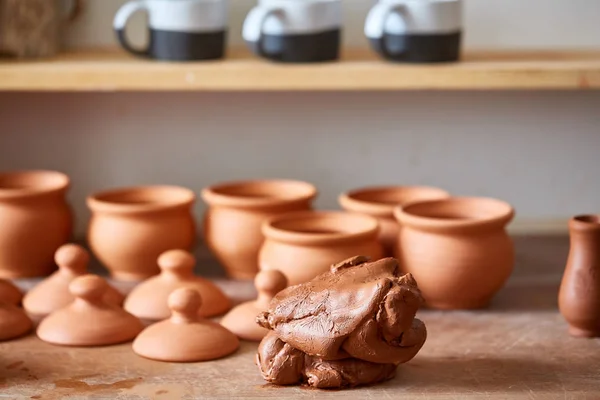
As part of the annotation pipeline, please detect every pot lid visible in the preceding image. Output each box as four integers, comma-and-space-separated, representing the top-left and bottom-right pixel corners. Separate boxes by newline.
133, 288, 239, 362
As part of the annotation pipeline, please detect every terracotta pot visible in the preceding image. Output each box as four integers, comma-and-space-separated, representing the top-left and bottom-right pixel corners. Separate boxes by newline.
87, 186, 196, 281
559, 215, 600, 338
259, 211, 384, 286
339, 185, 449, 257
0, 170, 72, 278
201, 180, 317, 280
394, 197, 514, 309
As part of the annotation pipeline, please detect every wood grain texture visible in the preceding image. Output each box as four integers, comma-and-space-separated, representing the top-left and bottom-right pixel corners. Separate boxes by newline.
1, 235, 600, 399
0, 48, 600, 91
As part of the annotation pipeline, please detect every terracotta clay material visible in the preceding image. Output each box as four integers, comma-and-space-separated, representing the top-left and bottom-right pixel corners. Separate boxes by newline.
0, 278, 23, 305
133, 288, 239, 362
37, 275, 143, 346
87, 185, 196, 281
220, 269, 287, 341
559, 215, 600, 338
339, 185, 449, 257
124, 249, 231, 321
394, 197, 515, 309
256, 256, 427, 389
258, 332, 398, 388
23, 244, 124, 318
0, 170, 72, 278
0, 302, 32, 341
259, 211, 384, 286
201, 180, 317, 280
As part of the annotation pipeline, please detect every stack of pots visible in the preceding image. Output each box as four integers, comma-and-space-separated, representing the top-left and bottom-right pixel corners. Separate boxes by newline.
0, 170, 515, 311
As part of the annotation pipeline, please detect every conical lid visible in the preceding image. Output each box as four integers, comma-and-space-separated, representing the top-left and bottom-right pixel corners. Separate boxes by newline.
0, 303, 32, 341
220, 269, 287, 341
37, 275, 143, 346
124, 250, 231, 321
0, 279, 22, 305
133, 288, 239, 362
24, 244, 124, 317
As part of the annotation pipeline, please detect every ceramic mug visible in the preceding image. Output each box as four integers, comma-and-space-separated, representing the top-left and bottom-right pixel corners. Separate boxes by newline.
113, 0, 228, 61
242, 0, 342, 63
365, 0, 462, 63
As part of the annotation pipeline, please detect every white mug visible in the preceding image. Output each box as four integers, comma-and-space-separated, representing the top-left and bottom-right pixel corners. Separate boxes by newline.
242, 0, 342, 63
365, 0, 462, 62
114, 0, 228, 61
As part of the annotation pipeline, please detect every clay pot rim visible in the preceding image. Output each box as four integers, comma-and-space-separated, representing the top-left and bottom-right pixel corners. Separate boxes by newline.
394, 197, 514, 232
339, 185, 450, 218
201, 179, 317, 210
0, 170, 69, 199
262, 210, 379, 245
570, 215, 600, 230
87, 185, 195, 214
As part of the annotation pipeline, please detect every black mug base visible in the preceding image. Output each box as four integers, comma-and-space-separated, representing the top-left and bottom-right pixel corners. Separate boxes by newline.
370, 31, 461, 63
247, 29, 341, 63
117, 29, 226, 61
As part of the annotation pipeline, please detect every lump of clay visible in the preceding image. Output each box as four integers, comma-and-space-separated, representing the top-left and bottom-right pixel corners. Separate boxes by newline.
256, 256, 427, 389
23, 244, 124, 318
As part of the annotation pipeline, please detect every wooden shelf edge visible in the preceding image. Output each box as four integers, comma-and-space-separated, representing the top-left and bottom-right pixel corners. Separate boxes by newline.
1, 48, 600, 91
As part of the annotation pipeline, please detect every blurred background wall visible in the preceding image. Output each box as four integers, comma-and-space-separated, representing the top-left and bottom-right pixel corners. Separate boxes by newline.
1, 0, 599, 236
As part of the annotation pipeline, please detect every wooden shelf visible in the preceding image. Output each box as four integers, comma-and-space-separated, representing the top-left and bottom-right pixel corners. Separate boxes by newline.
1, 48, 600, 91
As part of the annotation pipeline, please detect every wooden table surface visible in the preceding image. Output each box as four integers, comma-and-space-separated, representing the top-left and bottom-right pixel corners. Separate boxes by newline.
1, 235, 599, 399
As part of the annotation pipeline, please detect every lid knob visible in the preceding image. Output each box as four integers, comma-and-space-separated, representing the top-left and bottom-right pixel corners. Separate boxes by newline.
55, 244, 89, 274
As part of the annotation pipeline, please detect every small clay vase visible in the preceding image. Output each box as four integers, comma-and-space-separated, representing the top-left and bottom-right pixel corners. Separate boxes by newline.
133, 288, 239, 362
394, 197, 515, 309
0, 170, 72, 278
0, 302, 32, 341
87, 185, 196, 281
259, 211, 384, 286
339, 185, 450, 256
0, 279, 23, 305
37, 275, 144, 346
23, 244, 124, 318
201, 180, 317, 280
124, 249, 231, 321
220, 269, 287, 341
559, 215, 600, 338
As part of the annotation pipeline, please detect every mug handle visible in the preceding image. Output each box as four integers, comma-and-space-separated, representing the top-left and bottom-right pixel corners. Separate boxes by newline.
364, 3, 405, 59
113, 0, 150, 57
242, 5, 283, 57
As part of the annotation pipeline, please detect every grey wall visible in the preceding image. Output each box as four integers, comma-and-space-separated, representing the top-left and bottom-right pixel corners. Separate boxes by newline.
1, 91, 598, 235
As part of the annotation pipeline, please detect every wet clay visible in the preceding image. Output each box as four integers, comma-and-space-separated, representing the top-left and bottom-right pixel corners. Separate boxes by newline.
23, 244, 124, 318
37, 275, 143, 346
124, 250, 231, 321
0, 279, 23, 305
133, 288, 239, 362
220, 269, 287, 341
255, 256, 427, 389
257, 331, 397, 388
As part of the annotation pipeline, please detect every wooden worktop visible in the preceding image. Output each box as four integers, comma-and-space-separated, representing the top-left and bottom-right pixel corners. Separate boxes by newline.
0, 49, 599, 91
1, 235, 599, 399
